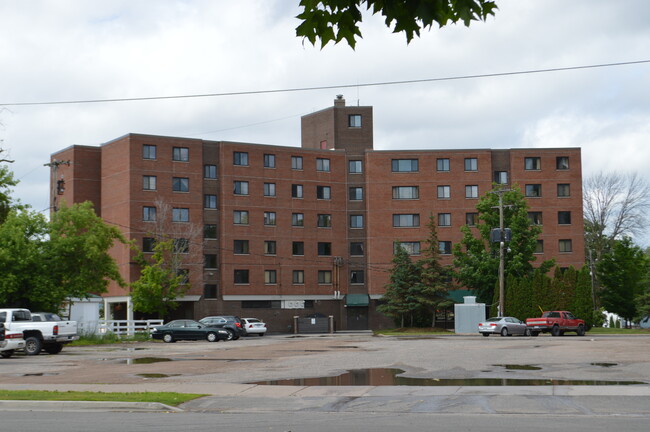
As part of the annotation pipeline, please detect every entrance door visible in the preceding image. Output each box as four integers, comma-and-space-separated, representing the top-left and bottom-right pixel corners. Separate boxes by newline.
346, 307, 369, 330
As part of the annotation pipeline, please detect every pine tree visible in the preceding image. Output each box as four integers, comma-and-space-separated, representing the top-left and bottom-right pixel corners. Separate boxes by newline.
378, 244, 421, 327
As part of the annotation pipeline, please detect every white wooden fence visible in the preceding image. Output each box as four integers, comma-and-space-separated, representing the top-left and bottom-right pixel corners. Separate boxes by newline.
78, 320, 163, 336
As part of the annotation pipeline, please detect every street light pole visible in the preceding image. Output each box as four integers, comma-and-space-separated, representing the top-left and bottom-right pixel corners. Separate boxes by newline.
498, 191, 505, 317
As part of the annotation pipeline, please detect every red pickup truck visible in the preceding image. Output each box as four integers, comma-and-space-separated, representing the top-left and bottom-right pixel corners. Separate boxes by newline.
526, 311, 587, 337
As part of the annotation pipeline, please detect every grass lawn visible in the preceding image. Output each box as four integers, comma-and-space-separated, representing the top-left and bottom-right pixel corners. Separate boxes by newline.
588, 327, 650, 335
0, 390, 205, 406
375, 327, 650, 336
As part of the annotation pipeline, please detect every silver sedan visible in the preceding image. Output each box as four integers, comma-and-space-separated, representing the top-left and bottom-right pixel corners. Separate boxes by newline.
478, 317, 531, 337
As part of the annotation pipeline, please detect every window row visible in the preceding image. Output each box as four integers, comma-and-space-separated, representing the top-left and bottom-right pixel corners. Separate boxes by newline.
525, 183, 572, 198
390, 156, 571, 173
230, 240, 335, 256
142, 145, 189, 162
230, 211, 363, 228
232, 151, 364, 174
233, 269, 365, 285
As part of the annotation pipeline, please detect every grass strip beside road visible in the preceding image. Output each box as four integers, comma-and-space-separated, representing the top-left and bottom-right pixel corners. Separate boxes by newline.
0, 390, 205, 406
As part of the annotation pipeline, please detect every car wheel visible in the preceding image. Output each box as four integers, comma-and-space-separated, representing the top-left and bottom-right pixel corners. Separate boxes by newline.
531, 331, 539, 337
206, 332, 218, 342
576, 325, 586, 336
163, 333, 174, 343
225, 329, 235, 341
24, 336, 43, 355
258, 333, 264, 337
0, 350, 14, 358
481, 333, 490, 337
551, 325, 561, 337
524, 328, 531, 337
500, 327, 508, 337
45, 343, 63, 354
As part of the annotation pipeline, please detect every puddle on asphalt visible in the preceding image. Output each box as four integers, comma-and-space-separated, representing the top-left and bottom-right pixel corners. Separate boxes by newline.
22, 373, 59, 377
131, 357, 173, 364
250, 368, 646, 386
494, 364, 542, 371
591, 362, 618, 368
136, 373, 180, 379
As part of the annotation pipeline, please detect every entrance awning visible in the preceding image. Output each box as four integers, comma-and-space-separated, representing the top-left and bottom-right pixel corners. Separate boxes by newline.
345, 294, 369, 307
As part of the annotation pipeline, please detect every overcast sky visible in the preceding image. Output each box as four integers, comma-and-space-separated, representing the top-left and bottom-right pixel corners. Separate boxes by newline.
1, 1, 649, 246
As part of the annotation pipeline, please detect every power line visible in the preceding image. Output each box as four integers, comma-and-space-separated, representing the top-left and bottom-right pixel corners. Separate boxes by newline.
2, 60, 649, 107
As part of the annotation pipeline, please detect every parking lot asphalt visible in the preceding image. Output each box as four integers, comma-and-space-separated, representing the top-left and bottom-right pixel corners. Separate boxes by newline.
1, 332, 650, 415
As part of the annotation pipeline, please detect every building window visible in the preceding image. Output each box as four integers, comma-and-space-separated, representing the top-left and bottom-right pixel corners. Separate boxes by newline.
316, 158, 330, 172
264, 270, 277, 284
528, 212, 543, 225
557, 184, 570, 197
318, 270, 332, 284
172, 208, 189, 223
291, 156, 303, 170
348, 114, 362, 128
438, 213, 451, 227
264, 240, 276, 255
204, 165, 217, 179
233, 210, 249, 225
143, 145, 156, 160
143, 206, 156, 222
264, 153, 275, 168
204, 224, 217, 239
350, 215, 364, 228
349, 187, 363, 201
292, 270, 305, 284
392, 186, 419, 199
174, 238, 189, 254
494, 171, 508, 184
525, 184, 542, 197
349, 160, 363, 173
464, 158, 478, 171
292, 213, 304, 227
350, 270, 365, 284
439, 241, 452, 255
172, 147, 189, 162
177, 269, 189, 284
292, 241, 304, 256
204, 284, 217, 299
437, 158, 450, 172
233, 240, 249, 255
535, 240, 544, 254
317, 214, 332, 228
559, 239, 573, 253
204, 194, 217, 209
264, 211, 276, 226
525, 157, 541, 170
292, 184, 303, 198
392, 159, 418, 172
466, 213, 478, 226
233, 151, 248, 166
143, 237, 155, 253
204, 254, 217, 269
317, 242, 332, 256
465, 185, 479, 198
350, 242, 364, 256
556, 156, 569, 170
394, 241, 421, 256
234, 269, 249, 284
233, 181, 249, 195
393, 214, 420, 227
263, 183, 276, 197
316, 185, 331, 200
143, 175, 157, 191
172, 177, 189, 192
558, 211, 572, 225
437, 185, 451, 199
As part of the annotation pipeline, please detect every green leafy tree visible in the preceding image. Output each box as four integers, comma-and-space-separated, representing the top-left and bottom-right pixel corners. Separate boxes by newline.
0, 203, 126, 311
296, 0, 498, 48
453, 185, 554, 303
0, 155, 19, 224
378, 244, 421, 327
131, 238, 190, 318
597, 237, 650, 324
414, 215, 452, 326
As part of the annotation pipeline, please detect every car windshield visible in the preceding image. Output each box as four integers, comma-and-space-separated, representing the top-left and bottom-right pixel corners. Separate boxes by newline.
246, 319, 261, 323
485, 318, 502, 322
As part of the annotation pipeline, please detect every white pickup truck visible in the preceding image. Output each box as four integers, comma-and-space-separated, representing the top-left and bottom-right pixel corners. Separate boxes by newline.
0, 322, 26, 358
0, 308, 78, 356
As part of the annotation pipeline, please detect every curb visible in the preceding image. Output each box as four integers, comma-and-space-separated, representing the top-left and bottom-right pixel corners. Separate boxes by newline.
0, 400, 182, 412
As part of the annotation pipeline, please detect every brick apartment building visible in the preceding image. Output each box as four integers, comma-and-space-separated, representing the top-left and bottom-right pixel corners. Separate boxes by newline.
50, 96, 585, 331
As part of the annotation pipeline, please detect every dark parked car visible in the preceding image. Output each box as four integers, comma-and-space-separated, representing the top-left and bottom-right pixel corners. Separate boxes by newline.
150, 320, 229, 343
199, 316, 245, 340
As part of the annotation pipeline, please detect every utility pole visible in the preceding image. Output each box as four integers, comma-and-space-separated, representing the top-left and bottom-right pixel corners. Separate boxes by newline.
490, 186, 511, 317
44, 159, 70, 212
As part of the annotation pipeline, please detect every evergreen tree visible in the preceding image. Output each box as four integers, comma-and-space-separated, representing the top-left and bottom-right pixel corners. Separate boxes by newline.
378, 244, 421, 327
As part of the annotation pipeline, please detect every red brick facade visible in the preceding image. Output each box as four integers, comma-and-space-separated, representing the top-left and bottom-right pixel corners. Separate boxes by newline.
51, 98, 585, 330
